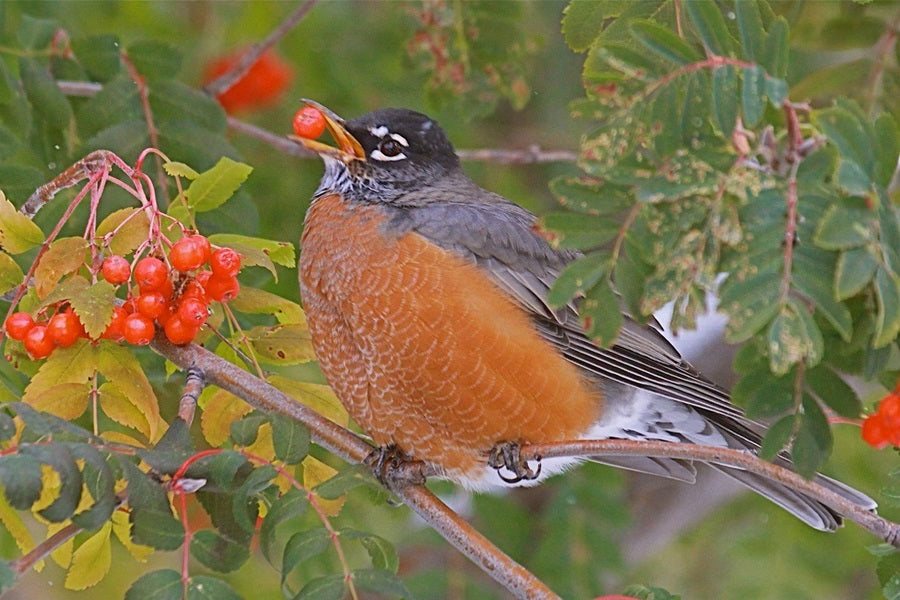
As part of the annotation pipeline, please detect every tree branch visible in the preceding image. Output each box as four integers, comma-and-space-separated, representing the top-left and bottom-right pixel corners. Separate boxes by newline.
518, 439, 900, 547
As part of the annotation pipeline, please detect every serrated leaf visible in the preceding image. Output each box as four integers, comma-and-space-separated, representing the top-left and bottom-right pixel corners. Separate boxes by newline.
99, 382, 153, 439
0, 190, 45, 254
22, 342, 98, 406
125, 569, 182, 600
713, 65, 739, 135
112, 505, 154, 564
270, 415, 309, 465
631, 20, 702, 65
208, 233, 295, 269
33, 237, 89, 298
71, 35, 121, 81
187, 575, 241, 600
98, 343, 160, 441
581, 279, 622, 347
282, 528, 332, 584
68, 279, 116, 338
127, 40, 183, 80
741, 66, 765, 127
268, 376, 349, 428
0, 251, 24, 295
246, 324, 316, 365
163, 161, 199, 180
96, 207, 151, 257
352, 568, 409, 596
131, 509, 184, 550
170, 157, 252, 216
24, 382, 90, 420
20, 57, 73, 130
835, 246, 877, 299
190, 530, 250, 573
561, 0, 612, 52
685, 0, 732, 56
295, 574, 346, 600
64, 522, 111, 590
546, 253, 608, 308
874, 267, 900, 348
201, 389, 252, 447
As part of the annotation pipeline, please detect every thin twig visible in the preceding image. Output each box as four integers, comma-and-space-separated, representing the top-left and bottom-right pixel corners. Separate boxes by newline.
203, 0, 319, 98
177, 367, 206, 425
519, 439, 900, 547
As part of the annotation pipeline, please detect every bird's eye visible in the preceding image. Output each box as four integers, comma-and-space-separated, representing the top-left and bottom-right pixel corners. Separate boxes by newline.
378, 139, 403, 157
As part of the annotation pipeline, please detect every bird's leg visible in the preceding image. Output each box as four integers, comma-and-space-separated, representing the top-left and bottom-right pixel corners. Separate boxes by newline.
364, 444, 427, 490
487, 441, 542, 484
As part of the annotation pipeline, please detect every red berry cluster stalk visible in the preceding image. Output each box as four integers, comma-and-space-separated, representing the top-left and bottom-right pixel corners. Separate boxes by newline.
862, 382, 900, 449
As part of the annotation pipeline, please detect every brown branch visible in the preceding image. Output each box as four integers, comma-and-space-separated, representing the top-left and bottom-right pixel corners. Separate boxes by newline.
519, 439, 900, 547
864, 11, 899, 114
9, 522, 80, 576
177, 367, 206, 425
455, 147, 578, 164
203, 0, 319, 98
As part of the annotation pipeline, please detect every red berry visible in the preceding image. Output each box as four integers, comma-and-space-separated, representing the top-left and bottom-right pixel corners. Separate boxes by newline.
48, 311, 84, 348
164, 315, 199, 345
123, 313, 156, 346
136, 292, 169, 320
101, 255, 131, 285
170, 237, 207, 272
102, 306, 129, 341
862, 414, 891, 449
188, 235, 212, 264
177, 297, 209, 327
292, 106, 326, 139
206, 275, 240, 302
203, 50, 292, 114
23, 324, 55, 359
210, 248, 241, 277
183, 271, 212, 301
134, 257, 168, 292
4, 312, 34, 341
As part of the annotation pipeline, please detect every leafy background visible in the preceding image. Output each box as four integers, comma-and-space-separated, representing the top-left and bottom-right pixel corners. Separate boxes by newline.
0, 1, 898, 599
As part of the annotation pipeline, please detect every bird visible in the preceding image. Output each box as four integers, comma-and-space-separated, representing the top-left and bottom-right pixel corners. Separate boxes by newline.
294, 102, 876, 531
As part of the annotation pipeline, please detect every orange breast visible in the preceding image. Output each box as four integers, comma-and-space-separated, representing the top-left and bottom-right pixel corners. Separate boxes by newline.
300, 194, 600, 482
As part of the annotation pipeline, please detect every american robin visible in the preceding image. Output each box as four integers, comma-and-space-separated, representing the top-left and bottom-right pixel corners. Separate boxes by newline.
295, 103, 876, 531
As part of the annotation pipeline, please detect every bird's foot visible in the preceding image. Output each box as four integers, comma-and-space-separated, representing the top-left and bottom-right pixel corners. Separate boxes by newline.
364, 444, 427, 491
488, 440, 542, 484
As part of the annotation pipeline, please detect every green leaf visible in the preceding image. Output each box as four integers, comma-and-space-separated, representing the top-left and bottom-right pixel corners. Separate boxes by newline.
19, 57, 73, 130
791, 396, 832, 479
836, 159, 872, 195
791, 248, 852, 341
873, 112, 899, 187
0, 190, 44, 254
685, 0, 732, 56
18, 15, 58, 50
340, 529, 399, 572
816, 105, 874, 178
712, 65, 739, 135
67, 279, 116, 339
0, 454, 43, 509
127, 40, 183, 80
170, 157, 252, 217
125, 569, 182, 600
835, 247, 878, 300
76, 75, 141, 137
21, 444, 82, 522
538, 213, 619, 250
228, 287, 305, 325
735, 0, 765, 61
313, 465, 369, 500
33, 237, 89, 298
580, 278, 622, 347
622, 584, 681, 600
190, 530, 250, 573
131, 508, 185, 550
163, 161, 200, 180
81, 120, 150, 163
260, 489, 307, 565
732, 369, 794, 419
352, 568, 409, 597
0, 251, 23, 295
187, 576, 241, 600
720, 269, 782, 343
208, 233, 296, 272
631, 20, 702, 65
874, 267, 900, 348
229, 413, 267, 447
549, 176, 632, 216
0, 414, 15, 442
294, 574, 346, 600
805, 366, 861, 418
69, 444, 116, 530
561, 0, 610, 52
71, 35, 121, 81
119, 459, 170, 512
767, 299, 823, 375
741, 66, 765, 127
762, 17, 789, 78
0, 562, 15, 595
546, 253, 607, 308
764, 76, 788, 106
813, 199, 873, 250
282, 528, 331, 584
270, 415, 310, 465
759, 415, 794, 461
95, 207, 151, 257
149, 80, 226, 134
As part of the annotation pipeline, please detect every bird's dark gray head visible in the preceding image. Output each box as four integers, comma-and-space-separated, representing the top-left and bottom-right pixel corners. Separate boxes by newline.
296, 105, 462, 205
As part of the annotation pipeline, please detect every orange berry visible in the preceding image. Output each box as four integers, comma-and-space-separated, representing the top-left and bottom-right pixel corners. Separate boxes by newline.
101, 255, 131, 285
23, 324, 55, 359
4, 312, 34, 341
123, 313, 155, 346
293, 106, 326, 139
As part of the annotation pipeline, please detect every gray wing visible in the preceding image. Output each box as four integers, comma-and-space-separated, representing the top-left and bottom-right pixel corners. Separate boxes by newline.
388, 191, 876, 529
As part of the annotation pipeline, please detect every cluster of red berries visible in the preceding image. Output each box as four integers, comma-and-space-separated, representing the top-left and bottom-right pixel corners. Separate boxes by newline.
862, 384, 900, 450
4, 234, 242, 359
204, 50, 292, 114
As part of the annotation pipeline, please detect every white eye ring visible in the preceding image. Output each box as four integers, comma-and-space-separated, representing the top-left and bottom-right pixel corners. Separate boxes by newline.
371, 149, 407, 162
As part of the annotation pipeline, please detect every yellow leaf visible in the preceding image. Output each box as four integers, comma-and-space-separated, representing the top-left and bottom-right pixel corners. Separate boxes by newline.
229, 287, 306, 325
98, 342, 160, 441
0, 251, 24, 296
247, 422, 275, 461
32, 464, 62, 513
33, 236, 89, 298
162, 161, 200, 180
111, 510, 154, 563
246, 324, 316, 365
24, 382, 90, 420
95, 208, 150, 257
269, 375, 348, 427
99, 430, 147, 447
303, 457, 345, 517
200, 389, 252, 446
67, 279, 116, 339
64, 521, 112, 590
99, 382, 152, 440
22, 341, 98, 406
48, 521, 73, 569
0, 190, 44, 254
0, 492, 36, 561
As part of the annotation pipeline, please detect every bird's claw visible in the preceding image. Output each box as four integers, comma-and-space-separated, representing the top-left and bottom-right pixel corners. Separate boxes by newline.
364, 444, 427, 491
488, 441, 541, 484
